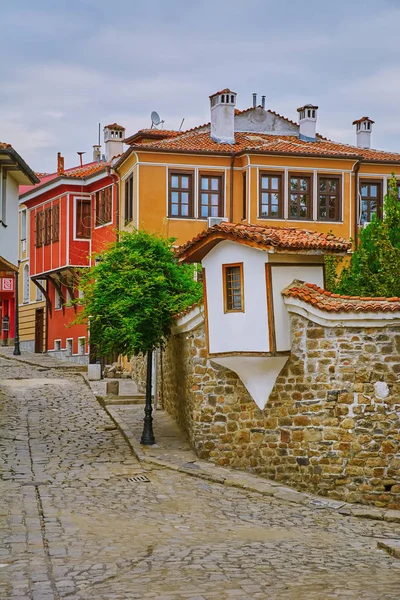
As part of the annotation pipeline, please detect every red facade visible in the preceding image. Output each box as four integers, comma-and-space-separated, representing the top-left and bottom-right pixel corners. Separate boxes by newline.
21, 163, 118, 358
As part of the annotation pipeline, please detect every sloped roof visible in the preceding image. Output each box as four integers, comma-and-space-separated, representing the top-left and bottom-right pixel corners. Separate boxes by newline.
282, 281, 400, 313
19, 161, 107, 198
0, 143, 39, 184
177, 222, 350, 263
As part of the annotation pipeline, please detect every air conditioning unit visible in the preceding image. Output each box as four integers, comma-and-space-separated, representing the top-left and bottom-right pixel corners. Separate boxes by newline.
208, 216, 228, 228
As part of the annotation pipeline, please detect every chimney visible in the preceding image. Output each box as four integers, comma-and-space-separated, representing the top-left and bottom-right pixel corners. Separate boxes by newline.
353, 117, 374, 149
93, 145, 101, 162
261, 95, 266, 109
209, 89, 237, 144
57, 152, 64, 175
297, 104, 318, 141
253, 93, 257, 108
104, 123, 126, 161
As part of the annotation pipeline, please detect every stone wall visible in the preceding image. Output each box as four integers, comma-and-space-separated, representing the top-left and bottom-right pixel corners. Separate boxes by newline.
161, 315, 400, 509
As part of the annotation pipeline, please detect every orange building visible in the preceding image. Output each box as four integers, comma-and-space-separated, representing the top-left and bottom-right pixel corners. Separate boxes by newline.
115, 90, 400, 246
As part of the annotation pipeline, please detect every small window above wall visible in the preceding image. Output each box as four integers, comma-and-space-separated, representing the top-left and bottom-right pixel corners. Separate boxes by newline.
223, 263, 244, 313
199, 174, 224, 219
168, 171, 194, 218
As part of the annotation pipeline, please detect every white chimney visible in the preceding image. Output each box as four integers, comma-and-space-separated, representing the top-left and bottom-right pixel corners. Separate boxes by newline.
353, 117, 374, 149
210, 89, 236, 144
93, 145, 101, 162
104, 123, 125, 161
297, 104, 318, 141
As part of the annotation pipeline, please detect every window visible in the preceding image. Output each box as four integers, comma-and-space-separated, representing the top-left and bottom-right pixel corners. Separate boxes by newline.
66, 339, 73, 356
318, 175, 341, 221
125, 175, 133, 224
35, 212, 44, 246
259, 173, 283, 218
223, 263, 244, 313
55, 288, 62, 310
21, 210, 27, 241
75, 199, 91, 239
78, 337, 86, 355
36, 280, 44, 302
44, 207, 52, 245
54, 340, 61, 351
242, 172, 247, 220
52, 205, 60, 242
23, 264, 30, 303
95, 186, 112, 226
360, 181, 382, 224
289, 174, 312, 220
199, 174, 224, 219
169, 171, 194, 218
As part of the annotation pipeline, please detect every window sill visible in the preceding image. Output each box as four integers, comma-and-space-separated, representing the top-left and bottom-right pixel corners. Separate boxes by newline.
94, 220, 113, 230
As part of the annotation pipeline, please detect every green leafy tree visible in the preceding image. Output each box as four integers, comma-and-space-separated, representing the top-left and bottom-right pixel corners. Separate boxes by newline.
334, 174, 400, 297
76, 230, 202, 358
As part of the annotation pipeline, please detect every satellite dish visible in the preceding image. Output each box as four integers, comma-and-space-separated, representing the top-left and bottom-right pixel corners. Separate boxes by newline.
151, 111, 164, 128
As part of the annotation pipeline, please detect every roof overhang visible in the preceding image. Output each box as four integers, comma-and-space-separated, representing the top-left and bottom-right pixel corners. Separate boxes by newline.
19, 168, 108, 203
0, 148, 39, 185
0, 255, 18, 274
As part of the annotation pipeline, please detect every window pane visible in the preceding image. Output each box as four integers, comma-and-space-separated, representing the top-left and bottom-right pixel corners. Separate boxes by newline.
319, 179, 327, 193
181, 192, 189, 205
261, 177, 269, 189
361, 185, 368, 197
181, 204, 188, 216
171, 204, 179, 215
300, 178, 308, 191
201, 178, 209, 190
171, 175, 179, 188
211, 206, 219, 216
181, 176, 189, 189
171, 192, 179, 203
271, 177, 279, 190
290, 179, 299, 191
201, 205, 209, 217
211, 194, 219, 206
225, 266, 242, 311
270, 204, 278, 216
201, 193, 208, 206
370, 185, 377, 196
328, 179, 337, 192
211, 178, 219, 191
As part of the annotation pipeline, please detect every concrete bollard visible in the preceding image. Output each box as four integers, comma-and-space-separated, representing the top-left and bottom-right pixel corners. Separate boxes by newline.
106, 380, 119, 396
88, 364, 102, 381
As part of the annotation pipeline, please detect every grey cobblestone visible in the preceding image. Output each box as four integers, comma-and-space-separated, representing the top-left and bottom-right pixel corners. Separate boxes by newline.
0, 355, 400, 599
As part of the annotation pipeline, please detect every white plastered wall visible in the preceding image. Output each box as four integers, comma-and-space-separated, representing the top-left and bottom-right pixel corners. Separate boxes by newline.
202, 241, 270, 354
0, 173, 19, 266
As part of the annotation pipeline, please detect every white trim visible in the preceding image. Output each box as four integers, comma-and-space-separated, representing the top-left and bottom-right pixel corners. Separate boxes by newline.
78, 336, 86, 355
312, 169, 318, 221
136, 159, 140, 228
19, 171, 107, 203
283, 167, 288, 219
72, 196, 91, 241
66, 194, 70, 265
171, 305, 204, 334
66, 337, 73, 356
284, 296, 400, 328
54, 339, 62, 351
93, 183, 114, 229
249, 162, 354, 173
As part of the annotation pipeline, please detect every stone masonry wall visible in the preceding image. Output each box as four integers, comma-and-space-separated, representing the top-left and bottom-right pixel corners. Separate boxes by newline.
162, 316, 400, 509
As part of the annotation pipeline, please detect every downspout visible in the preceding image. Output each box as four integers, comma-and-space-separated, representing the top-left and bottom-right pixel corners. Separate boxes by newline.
229, 153, 235, 222
108, 167, 120, 241
353, 159, 361, 249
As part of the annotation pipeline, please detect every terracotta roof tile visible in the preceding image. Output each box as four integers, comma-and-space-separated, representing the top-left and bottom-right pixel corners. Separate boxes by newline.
177, 222, 350, 262
283, 281, 400, 313
128, 127, 400, 163
0, 142, 12, 150
104, 123, 125, 130
174, 302, 199, 319
20, 161, 107, 197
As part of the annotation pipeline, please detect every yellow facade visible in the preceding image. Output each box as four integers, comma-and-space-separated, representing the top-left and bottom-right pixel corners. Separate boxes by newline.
116, 147, 400, 246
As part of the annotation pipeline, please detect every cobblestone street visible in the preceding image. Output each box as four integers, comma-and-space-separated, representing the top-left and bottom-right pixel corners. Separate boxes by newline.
1, 356, 400, 599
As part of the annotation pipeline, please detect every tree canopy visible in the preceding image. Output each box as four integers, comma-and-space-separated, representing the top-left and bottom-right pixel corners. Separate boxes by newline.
327, 173, 400, 297
76, 230, 203, 357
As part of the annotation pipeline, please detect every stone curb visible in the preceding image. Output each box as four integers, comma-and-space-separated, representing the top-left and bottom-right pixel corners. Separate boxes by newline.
0, 350, 87, 372
377, 539, 400, 559
105, 405, 400, 526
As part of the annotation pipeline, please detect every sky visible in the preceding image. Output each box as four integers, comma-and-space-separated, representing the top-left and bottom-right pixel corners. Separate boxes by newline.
2, 0, 400, 173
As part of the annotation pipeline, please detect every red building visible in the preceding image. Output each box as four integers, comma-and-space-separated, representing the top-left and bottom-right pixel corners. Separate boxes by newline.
20, 149, 119, 362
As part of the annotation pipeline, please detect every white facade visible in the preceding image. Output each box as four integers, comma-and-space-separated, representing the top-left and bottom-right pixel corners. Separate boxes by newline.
297, 105, 318, 141
354, 118, 373, 149
0, 170, 20, 267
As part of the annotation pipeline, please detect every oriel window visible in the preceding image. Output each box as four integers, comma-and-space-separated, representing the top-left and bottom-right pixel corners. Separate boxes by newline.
223, 263, 244, 313
199, 174, 223, 218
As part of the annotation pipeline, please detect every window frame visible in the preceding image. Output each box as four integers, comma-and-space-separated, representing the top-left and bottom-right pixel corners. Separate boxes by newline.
75, 197, 91, 240
44, 207, 52, 245
95, 186, 113, 227
23, 263, 30, 304
124, 175, 134, 225
222, 262, 244, 313
168, 169, 194, 219
359, 179, 383, 224
52, 204, 60, 242
35, 211, 44, 247
317, 174, 342, 222
198, 171, 224, 220
288, 172, 313, 221
258, 172, 283, 219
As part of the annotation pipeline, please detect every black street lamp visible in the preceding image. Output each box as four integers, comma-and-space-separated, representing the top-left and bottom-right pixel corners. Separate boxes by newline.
140, 349, 155, 445
13, 262, 21, 355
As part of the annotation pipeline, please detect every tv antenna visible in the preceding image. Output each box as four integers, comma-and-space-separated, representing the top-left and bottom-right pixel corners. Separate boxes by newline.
151, 111, 164, 129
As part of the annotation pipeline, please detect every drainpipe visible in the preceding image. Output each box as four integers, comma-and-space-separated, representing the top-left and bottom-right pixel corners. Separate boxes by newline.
229, 154, 235, 222
353, 160, 361, 249
108, 167, 120, 240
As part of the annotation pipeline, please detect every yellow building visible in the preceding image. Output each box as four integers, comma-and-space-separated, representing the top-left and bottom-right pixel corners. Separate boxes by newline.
114, 90, 400, 246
